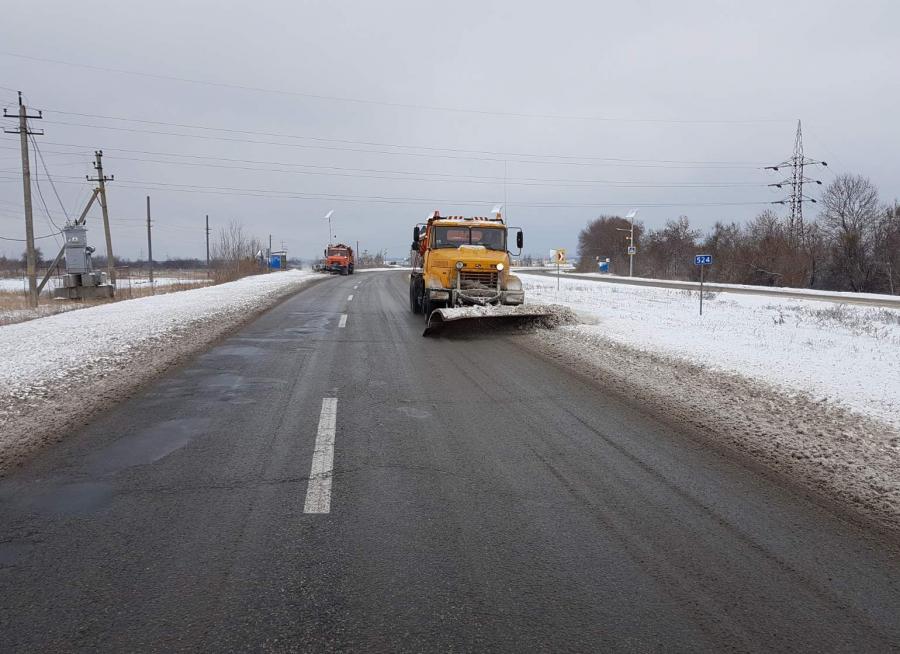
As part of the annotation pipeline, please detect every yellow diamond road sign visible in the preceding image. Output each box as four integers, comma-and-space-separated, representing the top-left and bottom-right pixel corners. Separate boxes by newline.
553, 248, 566, 264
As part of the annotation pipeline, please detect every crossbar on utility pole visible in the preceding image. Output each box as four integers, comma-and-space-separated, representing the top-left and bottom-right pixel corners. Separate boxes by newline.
87, 150, 116, 286
3, 92, 44, 307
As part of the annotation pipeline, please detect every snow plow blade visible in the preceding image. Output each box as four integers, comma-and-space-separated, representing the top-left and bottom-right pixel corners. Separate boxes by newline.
423, 304, 571, 337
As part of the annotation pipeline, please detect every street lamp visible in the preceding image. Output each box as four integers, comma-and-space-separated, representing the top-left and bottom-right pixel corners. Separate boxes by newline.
615, 209, 638, 277
324, 210, 335, 245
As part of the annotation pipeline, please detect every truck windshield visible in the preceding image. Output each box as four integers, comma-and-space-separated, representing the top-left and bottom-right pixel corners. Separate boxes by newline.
432, 227, 506, 251
327, 249, 347, 256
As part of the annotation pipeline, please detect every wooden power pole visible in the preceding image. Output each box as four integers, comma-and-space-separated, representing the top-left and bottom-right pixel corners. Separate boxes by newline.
146, 196, 153, 284
2, 92, 43, 308
88, 150, 116, 286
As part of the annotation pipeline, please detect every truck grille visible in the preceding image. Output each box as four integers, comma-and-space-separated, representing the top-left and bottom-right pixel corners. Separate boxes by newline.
458, 270, 498, 288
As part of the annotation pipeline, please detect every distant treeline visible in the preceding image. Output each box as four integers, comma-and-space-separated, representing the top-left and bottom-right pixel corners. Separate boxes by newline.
577, 174, 900, 294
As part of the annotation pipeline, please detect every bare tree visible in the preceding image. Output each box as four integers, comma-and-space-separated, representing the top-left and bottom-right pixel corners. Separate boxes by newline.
819, 174, 880, 291
576, 215, 642, 274
873, 202, 900, 294
642, 216, 699, 279
211, 220, 264, 282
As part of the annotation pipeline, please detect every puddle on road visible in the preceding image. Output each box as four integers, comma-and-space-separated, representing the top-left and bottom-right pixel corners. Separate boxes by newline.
210, 344, 266, 357
0, 540, 33, 565
0, 416, 211, 519
9, 481, 115, 517
284, 312, 333, 336
85, 417, 211, 475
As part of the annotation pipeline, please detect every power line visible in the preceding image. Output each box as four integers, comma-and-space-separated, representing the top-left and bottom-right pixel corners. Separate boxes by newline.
0, 231, 60, 241
25, 140, 768, 188
2, 51, 790, 125
29, 134, 69, 225
39, 118, 767, 169
37, 108, 771, 165
16, 173, 771, 208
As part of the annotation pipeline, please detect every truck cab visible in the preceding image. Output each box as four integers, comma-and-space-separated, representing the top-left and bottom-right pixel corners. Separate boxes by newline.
324, 244, 354, 275
409, 210, 524, 316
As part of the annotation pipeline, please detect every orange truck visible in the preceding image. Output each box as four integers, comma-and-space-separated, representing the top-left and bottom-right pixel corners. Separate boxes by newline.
324, 243, 355, 275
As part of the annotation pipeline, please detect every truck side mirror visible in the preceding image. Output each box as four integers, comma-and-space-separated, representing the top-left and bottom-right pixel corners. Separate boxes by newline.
516, 231, 524, 249
413, 226, 420, 244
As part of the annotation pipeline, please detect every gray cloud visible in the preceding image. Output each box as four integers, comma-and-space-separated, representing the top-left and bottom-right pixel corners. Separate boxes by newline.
1, 0, 897, 261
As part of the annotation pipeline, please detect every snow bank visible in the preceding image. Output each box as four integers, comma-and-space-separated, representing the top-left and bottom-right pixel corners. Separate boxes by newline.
0, 270, 323, 471
520, 273, 900, 428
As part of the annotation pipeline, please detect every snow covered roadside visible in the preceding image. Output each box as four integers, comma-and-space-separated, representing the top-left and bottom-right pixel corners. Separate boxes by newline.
0, 270, 324, 473
519, 273, 900, 530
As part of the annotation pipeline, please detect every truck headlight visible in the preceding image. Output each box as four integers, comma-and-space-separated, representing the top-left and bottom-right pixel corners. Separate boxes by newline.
496, 263, 504, 271
455, 261, 464, 270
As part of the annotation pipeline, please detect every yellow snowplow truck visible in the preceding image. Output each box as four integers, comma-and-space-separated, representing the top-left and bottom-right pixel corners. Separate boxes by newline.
409, 208, 552, 335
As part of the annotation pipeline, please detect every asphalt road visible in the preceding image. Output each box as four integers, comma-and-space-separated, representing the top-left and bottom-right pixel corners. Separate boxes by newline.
1, 271, 899, 652
524, 269, 900, 308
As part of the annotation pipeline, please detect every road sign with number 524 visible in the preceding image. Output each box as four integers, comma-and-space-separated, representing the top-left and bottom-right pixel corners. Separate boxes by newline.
694, 254, 712, 266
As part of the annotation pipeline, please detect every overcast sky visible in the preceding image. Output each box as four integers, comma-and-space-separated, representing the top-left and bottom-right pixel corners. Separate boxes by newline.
1, 0, 897, 262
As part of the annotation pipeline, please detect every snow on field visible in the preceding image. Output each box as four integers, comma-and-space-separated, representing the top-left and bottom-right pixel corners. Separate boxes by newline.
519, 273, 900, 428
0, 270, 318, 396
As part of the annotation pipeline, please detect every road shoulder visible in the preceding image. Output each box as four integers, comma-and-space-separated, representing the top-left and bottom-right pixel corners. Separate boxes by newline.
525, 327, 900, 537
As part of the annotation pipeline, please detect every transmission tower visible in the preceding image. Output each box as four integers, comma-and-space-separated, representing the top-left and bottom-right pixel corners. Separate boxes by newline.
765, 120, 827, 242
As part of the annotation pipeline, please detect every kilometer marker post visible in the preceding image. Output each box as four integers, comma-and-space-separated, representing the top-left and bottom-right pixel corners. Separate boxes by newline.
694, 254, 713, 315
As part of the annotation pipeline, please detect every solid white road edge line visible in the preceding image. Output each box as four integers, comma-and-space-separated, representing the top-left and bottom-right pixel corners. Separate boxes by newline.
338, 314, 348, 328
348, 294, 354, 301
304, 397, 338, 514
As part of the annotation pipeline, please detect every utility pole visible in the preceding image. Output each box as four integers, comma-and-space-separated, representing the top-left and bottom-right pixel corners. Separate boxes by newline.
3, 91, 43, 307
268, 233, 272, 271
146, 196, 153, 284
88, 150, 116, 285
616, 209, 638, 277
766, 120, 827, 244
205, 214, 210, 278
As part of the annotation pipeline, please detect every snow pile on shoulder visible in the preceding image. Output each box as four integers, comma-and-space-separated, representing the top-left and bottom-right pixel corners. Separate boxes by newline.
519, 273, 900, 530
520, 273, 900, 428
0, 270, 323, 471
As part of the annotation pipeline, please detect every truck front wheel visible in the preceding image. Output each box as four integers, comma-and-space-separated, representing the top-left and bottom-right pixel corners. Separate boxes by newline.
409, 278, 423, 314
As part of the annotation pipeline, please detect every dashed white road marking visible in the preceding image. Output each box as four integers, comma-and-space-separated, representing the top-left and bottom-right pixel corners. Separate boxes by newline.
353, 284, 359, 289
338, 314, 348, 328
304, 398, 338, 514
347, 294, 354, 301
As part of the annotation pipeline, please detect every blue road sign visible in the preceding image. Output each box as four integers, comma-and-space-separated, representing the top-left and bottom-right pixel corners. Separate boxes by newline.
694, 254, 713, 266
